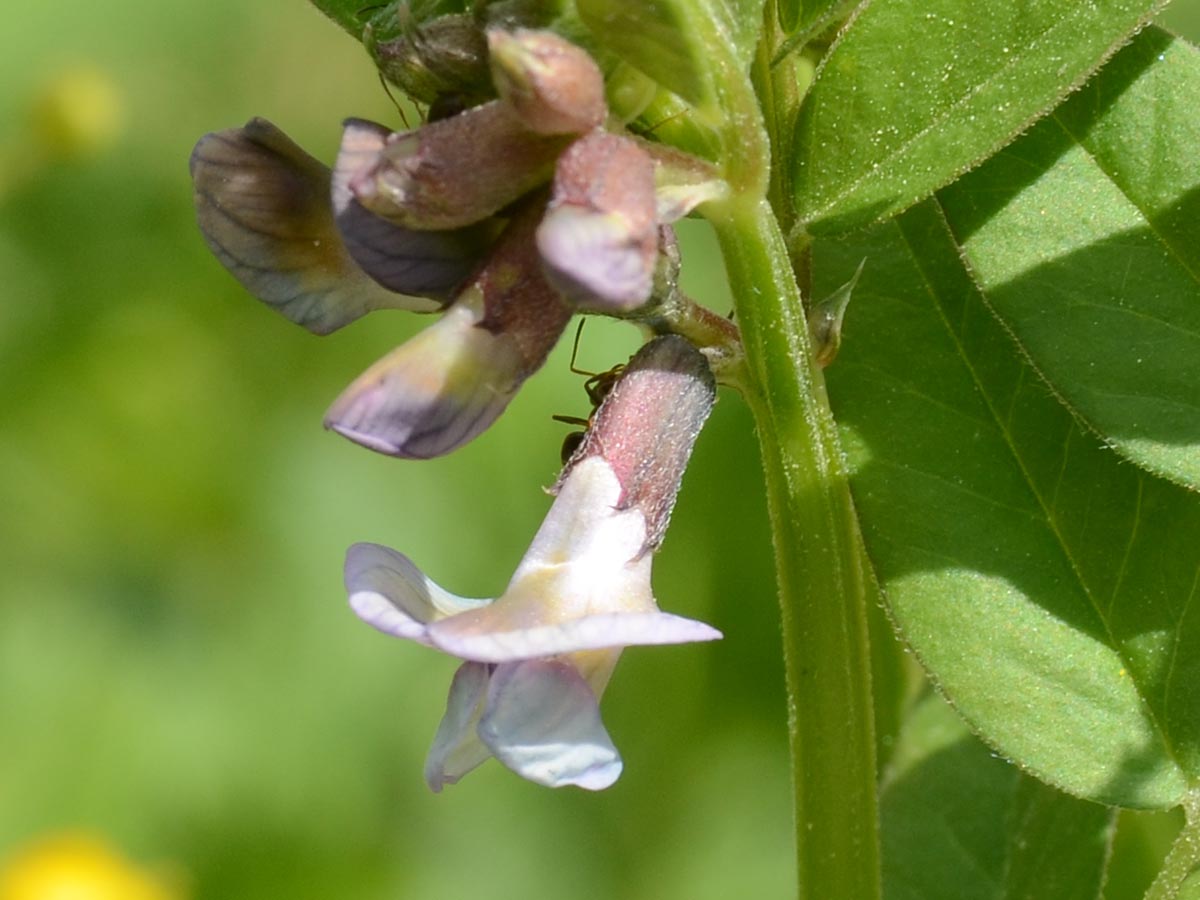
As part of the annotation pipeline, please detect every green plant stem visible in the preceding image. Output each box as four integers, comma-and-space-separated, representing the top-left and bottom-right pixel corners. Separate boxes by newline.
710, 196, 881, 900
1146, 793, 1200, 900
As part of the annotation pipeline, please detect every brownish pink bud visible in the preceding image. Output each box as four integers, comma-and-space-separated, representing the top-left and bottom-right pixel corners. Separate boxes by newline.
348, 101, 569, 231
487, 29, 606, 135
536, 131, 658, 312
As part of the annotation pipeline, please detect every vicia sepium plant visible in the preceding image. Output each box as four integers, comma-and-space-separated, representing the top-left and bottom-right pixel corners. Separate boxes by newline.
191, 0, 1200, 897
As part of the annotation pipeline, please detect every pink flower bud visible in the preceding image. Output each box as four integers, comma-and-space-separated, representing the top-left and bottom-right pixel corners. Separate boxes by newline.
487, 29, 606, 135
536, 131, 658, 311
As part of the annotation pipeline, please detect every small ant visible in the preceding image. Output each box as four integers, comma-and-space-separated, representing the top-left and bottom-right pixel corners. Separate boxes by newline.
552, 321, 625, 464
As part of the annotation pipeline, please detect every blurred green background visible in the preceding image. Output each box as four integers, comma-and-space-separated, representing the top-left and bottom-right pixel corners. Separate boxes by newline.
0, 3, 1196, 898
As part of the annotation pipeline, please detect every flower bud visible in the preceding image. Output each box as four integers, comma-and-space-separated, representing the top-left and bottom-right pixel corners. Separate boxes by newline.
349, 101, 570, 230
536, 131, 658, 311
365, 11, 492, 107
487, 29, 606, 135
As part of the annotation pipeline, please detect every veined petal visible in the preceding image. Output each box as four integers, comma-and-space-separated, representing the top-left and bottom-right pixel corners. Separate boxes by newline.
324, 295, 525, 459
332, 119, 495, 300
345, 542, 489, 643
429, 609, 722, 662
190, 118, 437, 334
479, 659, 622, 790
425, 662, 493, 792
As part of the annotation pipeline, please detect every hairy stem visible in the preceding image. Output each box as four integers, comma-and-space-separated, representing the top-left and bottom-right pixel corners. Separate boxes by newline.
709, 195, 880, 900
1145, 793, 1200, 900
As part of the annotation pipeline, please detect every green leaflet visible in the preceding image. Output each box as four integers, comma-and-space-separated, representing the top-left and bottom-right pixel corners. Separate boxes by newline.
576, 0, 763, 110
882, 693, 1114, 900
939, 28, 1200, 490
818, 200, 1200, 809
791, 0, 1166, 235
776, 0, 843, 42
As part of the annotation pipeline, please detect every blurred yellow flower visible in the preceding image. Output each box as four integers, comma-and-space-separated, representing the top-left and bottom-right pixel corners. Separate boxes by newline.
29, 66, 124, 160
0, 834, 178, 900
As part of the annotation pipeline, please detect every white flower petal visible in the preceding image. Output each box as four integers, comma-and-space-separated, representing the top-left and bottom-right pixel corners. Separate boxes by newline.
428, 610, 721, 662
479, 659, 622, 790
345, 543, 489, 643
425, 662, 493, 792
517, 457, 644, 572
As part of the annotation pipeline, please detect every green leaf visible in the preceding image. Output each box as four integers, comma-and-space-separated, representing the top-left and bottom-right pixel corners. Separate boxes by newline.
777, 0, 804, 34
818, 200, 1200, 808
882, 692, 1115, 900
577, 0, 763, 109
938, 28, 1200, 490
791, 0, 1167, 235
776, 0, 842, 41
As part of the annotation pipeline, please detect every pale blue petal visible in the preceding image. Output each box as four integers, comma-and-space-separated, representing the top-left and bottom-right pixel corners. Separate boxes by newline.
536, 204, 653, 311
478, 659, 622, 790
344, 543, 489, 643
428, 610, 722, 662
425, 662, 493, 792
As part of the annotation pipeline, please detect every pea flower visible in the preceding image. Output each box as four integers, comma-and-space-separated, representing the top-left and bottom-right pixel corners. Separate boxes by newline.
345, 335, 721, 790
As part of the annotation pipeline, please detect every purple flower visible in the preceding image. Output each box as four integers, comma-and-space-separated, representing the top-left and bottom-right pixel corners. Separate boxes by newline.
189, 29, 730, 459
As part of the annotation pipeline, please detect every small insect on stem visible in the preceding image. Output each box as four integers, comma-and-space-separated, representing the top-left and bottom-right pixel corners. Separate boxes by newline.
552, 320, 626, 464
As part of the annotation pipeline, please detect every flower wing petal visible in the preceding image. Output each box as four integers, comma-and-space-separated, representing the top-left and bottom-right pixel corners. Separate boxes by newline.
428, 610, 721, 662
189, 118, 437, 334
324, 297, 526, 459
479, 659, 622, 790
425, 661, 493, 792
345, 542, 489, 642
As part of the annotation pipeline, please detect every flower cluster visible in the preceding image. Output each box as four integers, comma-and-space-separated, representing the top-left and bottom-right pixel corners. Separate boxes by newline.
190, 19, 733, 790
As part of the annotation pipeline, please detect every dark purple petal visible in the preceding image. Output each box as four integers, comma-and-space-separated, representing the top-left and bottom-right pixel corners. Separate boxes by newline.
332, 119, 496, 300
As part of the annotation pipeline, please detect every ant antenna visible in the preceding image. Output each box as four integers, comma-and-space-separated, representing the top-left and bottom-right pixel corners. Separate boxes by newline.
566, 319, 592, 376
